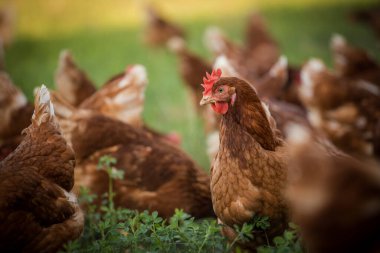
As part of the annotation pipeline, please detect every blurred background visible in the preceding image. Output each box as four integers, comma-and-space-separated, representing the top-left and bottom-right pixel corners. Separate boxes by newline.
2, 0, 379, 169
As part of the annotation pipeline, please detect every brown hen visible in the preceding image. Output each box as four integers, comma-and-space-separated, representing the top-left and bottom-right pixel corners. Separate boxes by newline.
0, 72, 34, 160
214, 55, 310, 133
0, 85, 84, 252
0, 6, 14, 47
52, 83, 214, 219
200, 71, 289, 245
205, 56, 309, 164
350, 6, 380, 39
55, 50, 97, 107
330, 34, 380, 86
245, 12, 277, 53
299, 58, 380, 157
167, 37, 220, 158
204, 13, 280, 81
78, 64, 181, 146
286, 124, 380, 253
143, 5, 185, 47
167, 36, 212, 113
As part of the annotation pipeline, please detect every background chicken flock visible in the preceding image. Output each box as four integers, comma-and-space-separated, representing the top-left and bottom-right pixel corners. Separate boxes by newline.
0, 1, 380, 252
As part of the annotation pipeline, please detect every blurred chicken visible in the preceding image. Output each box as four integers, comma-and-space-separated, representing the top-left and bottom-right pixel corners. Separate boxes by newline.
245, 12, 277, 52
0, 72, 34, 160
55, 50, 97, 107
0, 6, 15, 47
0, 38, 5, 71
254, 56, 289, 99
166, 36, 216, 152
79, 65, 147, 128
205, 26, 301, 104
167, 36, 212, 113
350, 6, 380, 39
299, 58, 380, 157
330, 34, 380, 85
51, 94, 214, 219
204, 14, 280, 81
78, 64, 181, 146
200, 69, 289, 246
286, 124, 380, 253
0, 85, 84, 252
143, 5, 185, 47
51, 66, 214, 218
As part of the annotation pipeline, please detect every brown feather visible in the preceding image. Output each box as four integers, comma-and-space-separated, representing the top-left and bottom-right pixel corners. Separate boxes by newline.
208, 77, 288, 246
0, 86, 83, 252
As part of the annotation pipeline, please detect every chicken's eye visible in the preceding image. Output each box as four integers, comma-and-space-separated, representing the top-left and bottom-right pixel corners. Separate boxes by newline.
218, 88, 224, 93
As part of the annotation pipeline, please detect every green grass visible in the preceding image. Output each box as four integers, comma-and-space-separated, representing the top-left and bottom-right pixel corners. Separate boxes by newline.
4, 1, 380, 170
62, 155, 302, 253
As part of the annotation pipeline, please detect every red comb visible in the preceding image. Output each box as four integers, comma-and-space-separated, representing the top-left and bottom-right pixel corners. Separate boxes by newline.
201, 69, 222, 96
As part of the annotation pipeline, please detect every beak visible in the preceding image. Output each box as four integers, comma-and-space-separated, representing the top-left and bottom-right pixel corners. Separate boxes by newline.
200, 96, 215, 106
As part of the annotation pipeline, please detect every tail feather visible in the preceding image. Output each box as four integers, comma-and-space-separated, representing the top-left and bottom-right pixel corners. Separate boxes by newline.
269, 56, 288, 77
299, 58, 326, 100
204, 26, 227, 55
58, 49, 73, 69
55, 49, 97, 106
80, 65, 147, 127
213, 55, 239, 77
167, 36, 186, 53
32, 85, 55, 126
330, 33, 347, 51
49, 90, 76, 120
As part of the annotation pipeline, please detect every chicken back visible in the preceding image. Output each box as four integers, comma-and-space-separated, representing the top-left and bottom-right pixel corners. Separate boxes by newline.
0, 85, 84, 253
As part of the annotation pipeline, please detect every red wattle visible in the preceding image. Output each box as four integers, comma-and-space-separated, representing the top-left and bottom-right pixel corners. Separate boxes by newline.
211, 102, 229, 114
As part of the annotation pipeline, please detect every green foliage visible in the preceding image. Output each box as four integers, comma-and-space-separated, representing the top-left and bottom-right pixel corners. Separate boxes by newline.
62, 155, 303, 253
63, 190, 229, 253
252, 216, 271, 231
257, 223, 303, 253
96, 155, 124, 212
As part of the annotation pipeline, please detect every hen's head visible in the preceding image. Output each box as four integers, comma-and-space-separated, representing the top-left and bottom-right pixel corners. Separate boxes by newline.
199, 69, 238, 115
199, 68, 261, 115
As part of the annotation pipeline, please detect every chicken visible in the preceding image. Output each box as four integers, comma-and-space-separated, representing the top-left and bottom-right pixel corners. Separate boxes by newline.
0, 38, 5, 71
286, 124, 380, 253
77, 64, 181, 145
350, 6, 380, 39
281, 65, 303, 106
243, 12, 280, 78
79, 65, 147, 128
167, 36, 212, 113
199, 69, 289, 245
0, 72, 34, 160
204, 15, 280, 81
0, 6, 15, 47
299, 58, 380, 157
143, 5, 185, 47
204, 27, 256, 81
51, 96, 214, 219
0, 85, 84, 252
166, 36, 218, 156
245, 12, 277, 53
253, 56, 289, 99
204, 27, 244, 62
330, 34, 380, 85
204, 55, 309, 164
55, 50, 97, 107
214, 55, 309, 132
51, 66, 214, 218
